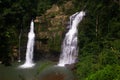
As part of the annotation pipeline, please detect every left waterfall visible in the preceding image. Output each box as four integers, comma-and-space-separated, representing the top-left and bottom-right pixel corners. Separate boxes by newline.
19, 20, 35, 68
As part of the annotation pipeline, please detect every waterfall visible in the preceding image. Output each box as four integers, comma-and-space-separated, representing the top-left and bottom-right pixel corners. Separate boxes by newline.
19, 20, 35, 68
57, 11, 85, 67
18, 29, 22, 63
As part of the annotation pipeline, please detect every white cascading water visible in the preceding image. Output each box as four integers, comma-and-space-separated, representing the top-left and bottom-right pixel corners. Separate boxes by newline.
19, 20, 35, 68
57, 11, 85, 67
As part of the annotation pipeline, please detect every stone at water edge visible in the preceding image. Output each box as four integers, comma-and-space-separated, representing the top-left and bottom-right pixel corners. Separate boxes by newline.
18, 60, 21, 62
65, 63, 77, 70
0, 61, 2, 64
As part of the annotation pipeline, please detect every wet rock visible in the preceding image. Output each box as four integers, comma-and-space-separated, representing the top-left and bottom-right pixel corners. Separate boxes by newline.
37, 66, 75, 80
0, 61, 2, 64
65, 63, 76, 70
41, 72, 65, 80
33, 1, 75, 58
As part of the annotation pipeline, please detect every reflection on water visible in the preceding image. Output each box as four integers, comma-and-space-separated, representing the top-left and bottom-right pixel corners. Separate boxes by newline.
37, 66, 75, 80
0, 62, 37, 80
0, 61, 75, 80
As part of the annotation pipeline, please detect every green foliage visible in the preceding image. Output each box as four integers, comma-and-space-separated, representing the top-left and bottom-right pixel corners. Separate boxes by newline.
0, 0, 37, 64
86, 65, 120, 80
76, 55, 100, 80
74, 0, 120, 80
99, 49, 119, 65
37, 0, 58, 15
37, 0, 51, 15
111, 40, 120, 50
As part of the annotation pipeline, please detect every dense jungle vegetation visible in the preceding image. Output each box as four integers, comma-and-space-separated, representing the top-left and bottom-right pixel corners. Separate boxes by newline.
0, 0, 120, 80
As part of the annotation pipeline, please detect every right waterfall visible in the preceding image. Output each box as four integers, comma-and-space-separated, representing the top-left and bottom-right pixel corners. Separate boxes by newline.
58, 11, 85, 67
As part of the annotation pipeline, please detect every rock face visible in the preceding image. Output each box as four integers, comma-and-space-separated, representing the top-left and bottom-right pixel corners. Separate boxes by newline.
34, 1, 75, 60
8, 0, 78, 63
